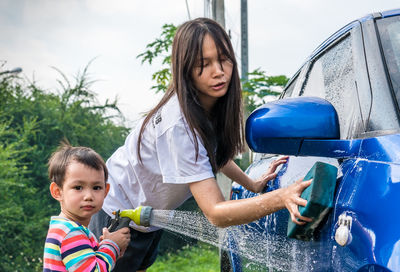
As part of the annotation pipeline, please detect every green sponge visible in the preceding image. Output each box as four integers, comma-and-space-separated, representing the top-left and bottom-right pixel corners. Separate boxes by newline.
287, 161, 338, 241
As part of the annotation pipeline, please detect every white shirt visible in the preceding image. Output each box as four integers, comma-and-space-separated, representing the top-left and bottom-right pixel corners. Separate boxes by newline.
103, 95, 215, 232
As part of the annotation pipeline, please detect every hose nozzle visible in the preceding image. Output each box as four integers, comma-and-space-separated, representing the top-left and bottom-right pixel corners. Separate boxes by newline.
113, 206, 153, 227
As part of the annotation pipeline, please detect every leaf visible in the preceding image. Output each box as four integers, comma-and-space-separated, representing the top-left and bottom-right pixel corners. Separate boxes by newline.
137, 23, 177, 93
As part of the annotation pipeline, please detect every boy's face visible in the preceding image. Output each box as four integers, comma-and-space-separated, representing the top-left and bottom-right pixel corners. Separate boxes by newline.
50, 160, 109, 227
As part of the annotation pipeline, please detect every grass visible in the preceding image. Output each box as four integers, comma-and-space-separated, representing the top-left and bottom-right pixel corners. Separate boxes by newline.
148, 242, 220, 272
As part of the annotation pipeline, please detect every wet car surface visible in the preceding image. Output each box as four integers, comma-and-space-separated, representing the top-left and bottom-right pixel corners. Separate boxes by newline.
222, 8, 400, 272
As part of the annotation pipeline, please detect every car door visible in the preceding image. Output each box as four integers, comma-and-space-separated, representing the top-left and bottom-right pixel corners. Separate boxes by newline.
228, 19, 372, 272
226, 11, 400, 272
292, 23, 369, 271
277, 14, 400, 271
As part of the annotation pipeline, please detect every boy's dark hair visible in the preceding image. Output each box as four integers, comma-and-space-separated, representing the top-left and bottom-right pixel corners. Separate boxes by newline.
48, 142, 108, 187
137, 17, 244, 173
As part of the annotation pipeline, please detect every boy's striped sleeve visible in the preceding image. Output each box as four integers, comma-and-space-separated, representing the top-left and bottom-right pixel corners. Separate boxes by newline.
61, 230, 120, 271
43, 217, 120, 272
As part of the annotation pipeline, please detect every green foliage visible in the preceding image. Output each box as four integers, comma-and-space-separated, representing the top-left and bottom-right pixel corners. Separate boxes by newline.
137, 24, 177, 93
148, 242, 219, 272
242, 68, 289, 113
0, 64, 129, 271
0, 118, 44, 271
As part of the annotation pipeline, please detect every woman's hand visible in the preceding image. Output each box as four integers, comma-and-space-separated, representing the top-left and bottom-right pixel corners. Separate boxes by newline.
280, 178, 313, 225
251, 156, 289, 193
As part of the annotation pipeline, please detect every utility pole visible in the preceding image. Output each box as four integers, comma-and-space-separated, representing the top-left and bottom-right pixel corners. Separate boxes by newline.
241, 0, 248, 81
206, 0, 231, 201
204, 0, 211, 18
241, 0, 251, 168
212, 0, 225, 29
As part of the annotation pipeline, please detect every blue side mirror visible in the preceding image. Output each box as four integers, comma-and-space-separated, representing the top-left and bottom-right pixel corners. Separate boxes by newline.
245, 97, 340, 155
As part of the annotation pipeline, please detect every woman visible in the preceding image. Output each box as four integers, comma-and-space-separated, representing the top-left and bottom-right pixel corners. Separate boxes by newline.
90, 17, 311, 272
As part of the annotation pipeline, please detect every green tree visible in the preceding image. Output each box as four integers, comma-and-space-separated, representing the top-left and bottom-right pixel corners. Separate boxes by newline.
137, 24, 177, 93
0, 64, 129, 271
242, 68, 288, 113
0, 118, 42, 271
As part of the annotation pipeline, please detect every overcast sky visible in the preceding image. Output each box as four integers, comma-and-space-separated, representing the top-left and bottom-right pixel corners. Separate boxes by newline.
1, 0, 399, 126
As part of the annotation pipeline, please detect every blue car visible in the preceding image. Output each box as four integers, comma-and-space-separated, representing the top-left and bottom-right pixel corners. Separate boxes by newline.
222, 8, 400, 272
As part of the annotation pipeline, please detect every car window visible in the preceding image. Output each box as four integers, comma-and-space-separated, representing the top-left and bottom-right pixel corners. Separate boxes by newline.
299, 35, 364, 139
282, 63, 310, 99
282, 74, 297, 98
362, 18, 400, 134
377, 16, 400, 111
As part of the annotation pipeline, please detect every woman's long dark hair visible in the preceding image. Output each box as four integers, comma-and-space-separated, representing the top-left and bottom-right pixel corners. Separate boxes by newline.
137, 17, 244, 173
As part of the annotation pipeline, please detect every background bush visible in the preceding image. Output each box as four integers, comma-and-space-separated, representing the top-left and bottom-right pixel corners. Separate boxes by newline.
0, 66, 128, 271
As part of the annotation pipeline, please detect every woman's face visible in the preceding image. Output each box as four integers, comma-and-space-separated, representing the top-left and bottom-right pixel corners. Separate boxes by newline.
192, 34, 233, 112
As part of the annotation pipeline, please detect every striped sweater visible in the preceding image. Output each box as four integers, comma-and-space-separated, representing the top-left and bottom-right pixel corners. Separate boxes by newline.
43, 216, 120, 272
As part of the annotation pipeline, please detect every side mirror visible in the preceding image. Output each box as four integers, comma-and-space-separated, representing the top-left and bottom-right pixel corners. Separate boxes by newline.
245, 97, 340, 155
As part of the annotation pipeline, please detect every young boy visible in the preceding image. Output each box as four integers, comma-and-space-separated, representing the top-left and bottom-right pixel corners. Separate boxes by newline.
43, 144, 130, 272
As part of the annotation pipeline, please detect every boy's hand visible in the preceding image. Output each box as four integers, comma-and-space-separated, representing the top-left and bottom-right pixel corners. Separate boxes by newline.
102, 227, 130, 256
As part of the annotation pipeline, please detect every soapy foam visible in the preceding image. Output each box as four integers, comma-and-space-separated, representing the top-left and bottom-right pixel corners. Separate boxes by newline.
150, 209, 328, 271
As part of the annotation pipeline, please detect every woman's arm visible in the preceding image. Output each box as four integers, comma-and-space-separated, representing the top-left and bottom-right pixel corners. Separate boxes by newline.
189, 177, 312, 228
220, 157, 288, 193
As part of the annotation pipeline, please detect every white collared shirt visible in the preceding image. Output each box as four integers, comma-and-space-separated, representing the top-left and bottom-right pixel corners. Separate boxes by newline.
103, 95, 214, 232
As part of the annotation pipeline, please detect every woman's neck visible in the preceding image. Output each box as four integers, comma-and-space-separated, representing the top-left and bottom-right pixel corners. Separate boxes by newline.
198, 94, 217, 113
